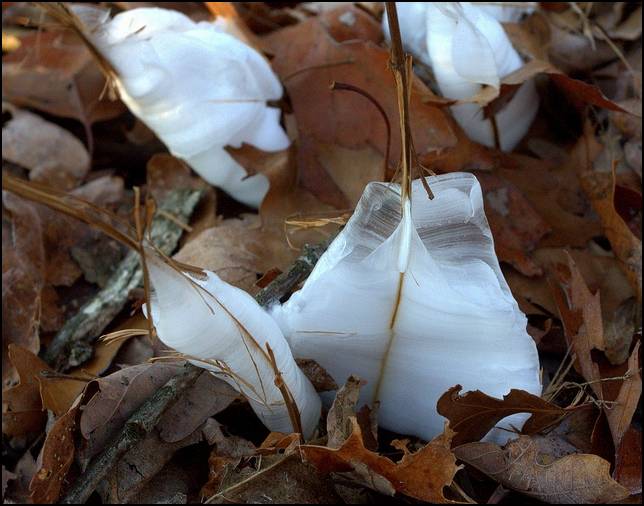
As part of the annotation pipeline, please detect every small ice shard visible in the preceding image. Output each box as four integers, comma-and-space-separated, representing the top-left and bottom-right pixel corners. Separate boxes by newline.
384, 2, 539, 151
271, 173, 541, 442
145, 252, 321, 438
73, 6, 289, 207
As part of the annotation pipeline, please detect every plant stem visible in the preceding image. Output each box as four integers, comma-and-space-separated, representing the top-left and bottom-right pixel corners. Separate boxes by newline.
385, 2, 413, 205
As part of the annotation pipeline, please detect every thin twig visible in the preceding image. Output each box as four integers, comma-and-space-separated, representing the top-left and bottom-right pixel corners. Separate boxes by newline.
330, 81, 391, 179
266, 343, 304, 442
282, 58, 355, 82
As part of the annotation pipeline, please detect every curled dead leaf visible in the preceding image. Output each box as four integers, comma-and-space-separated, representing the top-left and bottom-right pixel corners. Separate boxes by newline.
326, 375, 364, 449
455, 435, 630, 504
552, 255, 641, 450
437, 385, 565, 447
301, 418, 460, 503
29, 404, 79, 504
2, 345, 48, 437
578, 169, 642, 304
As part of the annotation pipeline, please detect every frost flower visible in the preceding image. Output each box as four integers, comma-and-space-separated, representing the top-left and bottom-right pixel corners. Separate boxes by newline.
145, 253, 321, 438
272, 173, 541, 442
384, 2, 539, 151
75, 7, 289, 207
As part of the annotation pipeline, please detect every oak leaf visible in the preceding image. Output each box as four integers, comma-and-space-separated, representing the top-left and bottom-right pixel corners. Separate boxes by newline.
552, 255, 641, 449
265, 5, 456, 208
437, 385, 565, 447
301, 418, 460, 503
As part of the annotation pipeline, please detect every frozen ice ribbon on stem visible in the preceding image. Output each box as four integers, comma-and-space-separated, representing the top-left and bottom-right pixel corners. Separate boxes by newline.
272, 173, 542, 442
72, 6, 289, 207
144, 252, 321, 438
384, 2, 539, 151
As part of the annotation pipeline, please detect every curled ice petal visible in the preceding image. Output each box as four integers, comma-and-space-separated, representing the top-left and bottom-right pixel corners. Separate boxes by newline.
272, 173, 541, 442
384, 2, 539, 151
73, 6, 289, 207
145, 253, 321, 438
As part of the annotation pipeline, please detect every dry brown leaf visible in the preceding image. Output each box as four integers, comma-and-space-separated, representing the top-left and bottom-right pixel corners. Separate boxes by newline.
503, 13, 551, 61
2, 193, 44, 385
205, 452, 343, 504
203, 424, 341, 504
547, 18, 621, 74
471, 59, 636, 115
146, 153, 208, 200
301, 418, 459, 503
78, 362, 183, 465
497, 153, 602, 249
506, 244, 637, 364
43, 175, 125, 287
177, 146, 337, 287
157, 372, 239, 443
177, 143, 333, 287
437, 385, 566, 447
2, 30, 125, 127
97, 425, 203, 504
553, 256, 641, 449
200, 420, 256, 499
316, 142, 387, 206
326, 375, 363, 449
615, 426, 643, 495
28, 404, 79, 504
265, 5, 456, 208
316, 4, 383, 44
38, 337, 127, 417
295, 358, 338, 393
204, 1, 267, 51
455, 435, 630, 504
553, 255, 607, 394
78, 362, 238, 473
605, 341, 642, 451
506, 246, 634, 319
123, 461, 191, 505
258, 431, 301, 455
3, 339, 117, 430
578, 169, 642, 304
477, 172, 551, 276
175, 214, 284, 292
259, 146, 336, 249
2, 345, 48, 437
2, 105, 90, 190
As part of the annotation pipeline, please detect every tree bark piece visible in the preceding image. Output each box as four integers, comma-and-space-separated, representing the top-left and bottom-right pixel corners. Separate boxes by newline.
43, 189, 203, 371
